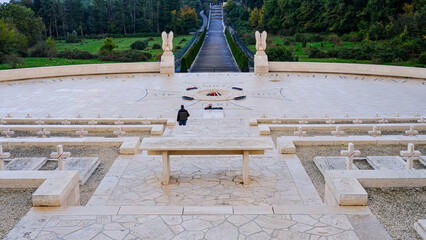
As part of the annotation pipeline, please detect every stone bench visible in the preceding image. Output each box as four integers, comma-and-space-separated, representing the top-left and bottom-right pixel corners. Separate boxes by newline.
0, 117, 168, 125
139, 137, 274, 185
255, 117, 423, 125
0, 137, 141, 155
0, 170, 80, 207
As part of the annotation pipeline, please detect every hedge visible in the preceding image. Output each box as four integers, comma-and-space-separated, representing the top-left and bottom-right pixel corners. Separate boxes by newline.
225, 28, 248, 72
180, 28, 207, 72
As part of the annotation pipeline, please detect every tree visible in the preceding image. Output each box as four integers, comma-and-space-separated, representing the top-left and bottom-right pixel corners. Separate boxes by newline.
0, 19, 15, 59
249, 8, 260, 27
99, 37, 117, 53
178, 5, 198, 33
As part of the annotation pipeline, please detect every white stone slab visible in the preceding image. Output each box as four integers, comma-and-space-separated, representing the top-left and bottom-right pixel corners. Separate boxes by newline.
183, 206, 233, 215
202, 110, 224, 118
366, 156, 406, 170
61, 157, 100, 184
5, 158, 47, 171
314, 156, 358, 175
414, 219, 426, 240
420, 156, 426, 167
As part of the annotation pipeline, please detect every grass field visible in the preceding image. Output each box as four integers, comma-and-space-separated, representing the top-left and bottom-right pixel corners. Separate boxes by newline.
56, 35, 193, 61
0, 58, 114, 70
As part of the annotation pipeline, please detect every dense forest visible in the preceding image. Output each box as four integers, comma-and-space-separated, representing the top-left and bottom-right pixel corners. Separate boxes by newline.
225, 0, 426, 66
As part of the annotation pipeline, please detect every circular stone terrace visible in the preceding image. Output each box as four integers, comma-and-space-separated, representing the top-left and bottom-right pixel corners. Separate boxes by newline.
0, 70, 425, 240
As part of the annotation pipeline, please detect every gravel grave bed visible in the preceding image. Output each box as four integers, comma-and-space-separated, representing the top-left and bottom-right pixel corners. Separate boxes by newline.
295, 145, 426, 240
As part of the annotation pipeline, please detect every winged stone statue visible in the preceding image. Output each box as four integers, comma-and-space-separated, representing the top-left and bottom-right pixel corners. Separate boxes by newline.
162, 31, 173, 52
255, 31, 267, 51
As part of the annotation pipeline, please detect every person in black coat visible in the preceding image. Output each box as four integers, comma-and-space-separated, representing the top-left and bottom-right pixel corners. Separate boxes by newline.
177, 105, 190, 126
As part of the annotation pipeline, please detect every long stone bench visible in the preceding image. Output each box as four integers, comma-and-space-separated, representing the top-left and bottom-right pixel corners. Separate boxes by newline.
139, 137, 274, 185
0, 124, 165, 136
323, 170, 426, 206
0, 137, 141, 155
0, 170, 80, 207
276, 135, 426, 154
0, 117, 169, 125
251, 117, 424, 125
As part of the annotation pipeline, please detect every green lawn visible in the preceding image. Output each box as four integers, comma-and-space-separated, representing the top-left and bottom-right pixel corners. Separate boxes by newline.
56, 35, 192, 61
0, 57, 114, 70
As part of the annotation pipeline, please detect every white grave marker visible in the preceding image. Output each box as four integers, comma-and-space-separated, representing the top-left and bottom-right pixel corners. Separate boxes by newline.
46, 114, 53, 118
299, 118, 308, 124
76, 114, 83, 118
400, 143, 421, 170
115, 119, 124, 125
97, 114, 102, 118
37, 128, 51, 138
324, 113, 329, 118
379, 117, 388, 124
353, 118, 363, 124
2, 128, 14, 138
88, 120, 97, 125
414, 112, 420, 117
0, 145, 11, 170
326, 118, 335, 124
394, 112, 399, 117
405, 126, 418, 136
76, 128, 88, 137
368, 126, 381, 137
344, 113, 350, 118
35, 118, 44, 125
375, 113, 380, 118
341, 143, 360, 170
272, 118, 281, 124
50, 145, 70, 170
113, 127, 125, 137
281, 114, 287, 118
418, 117, 425, 123
61, 119, 71, 125
25, 113, 32, 118
5, 114, 12, 118
332, 126, 344, 136
294, 126, 307, 137
0, 118, 6, 125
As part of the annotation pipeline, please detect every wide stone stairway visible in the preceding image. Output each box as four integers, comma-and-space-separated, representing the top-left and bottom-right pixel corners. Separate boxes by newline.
190, 5, 240, 72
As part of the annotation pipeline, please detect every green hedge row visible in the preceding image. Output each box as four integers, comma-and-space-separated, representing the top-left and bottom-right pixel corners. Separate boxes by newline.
180, 28, 207, 72
225, 28, 248, 72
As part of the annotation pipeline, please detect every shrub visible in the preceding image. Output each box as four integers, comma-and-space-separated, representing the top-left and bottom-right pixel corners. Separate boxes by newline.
6, 53, 23, 69
57, 49, 96, 59
10, 48, 28, 57
179, 38, 187, 44
266, 46, 298, 61
308, 48, 329, 58
180, 28, 207, 72
155, 53, 162, 61
152, 43, 161, 49
329, 34, 342, 47
130, 40, 147, 50
99, 38, 117, 54
175, 45, 182, 50
417, 52, 426, 64
342, 32, 364, 42
225, 28, 248, 72
29, 41, 48, 57
99, 50, 152, 62
65, 34, 80, 43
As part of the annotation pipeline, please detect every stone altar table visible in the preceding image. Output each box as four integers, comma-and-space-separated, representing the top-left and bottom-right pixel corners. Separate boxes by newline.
139, 137, 274, 185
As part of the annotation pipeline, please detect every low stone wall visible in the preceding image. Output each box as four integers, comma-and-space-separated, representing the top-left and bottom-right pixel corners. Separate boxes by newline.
0, 62, 161, 82
268, 62, 426, 79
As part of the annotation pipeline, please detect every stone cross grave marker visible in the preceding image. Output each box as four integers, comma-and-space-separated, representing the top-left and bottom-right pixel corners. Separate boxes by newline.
344, 113, 350, 118
375, 113, 380, 118
326, 118, 335, 124
405, 126, 418, 136
379, 117, 388, 124
141, 120, 151, 125
50, 145, 71, 170
368, 126, 381, 137
299, 118, 308, 124
281, 114, 287, 118
76, 128, 88, 137
294, 126, 307, 137
46, 114, 53, 118
400, 143, 421, 170
418, 117, 425, 123
25, 113, 32, 118
2, 128, 14, 138
332, 126, 344, 137
114, 127, 125, 137
5, 114, 12, 118
324, 113, 329, 118
61, 119, 71, 125
272, 118, 281, 124
97, 114, 102, 118
302, 114, 308, 118
37, 128, 51, 138
76, 114, 83, 118
414, 112, 420, 117
88, 120, 97, 125
35, 118, 44, 125
0, 118, 6, 125
395, 112, 399, 117
353, 118, 363, 124
341, 143, 360, 170
260, 113, 267, 118
0, 145, 11, 170
115, 119, 124, 125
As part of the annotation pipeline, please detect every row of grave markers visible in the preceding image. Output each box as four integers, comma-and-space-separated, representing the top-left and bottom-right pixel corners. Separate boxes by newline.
2, 113, 163, 119
1, 127, 127, 138
267, 116, 425, 124
341, 143, 421, 170
262, 112, 424, 119
0, 118, 152, 125
293, 126, 420, 137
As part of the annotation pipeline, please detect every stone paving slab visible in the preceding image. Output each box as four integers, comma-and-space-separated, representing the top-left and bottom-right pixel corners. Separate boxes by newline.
7, 212, 379, 240
60, 157, 100, 185
4, 157, 47, 171
314, 156, 358, 175
366, 156, 406, 170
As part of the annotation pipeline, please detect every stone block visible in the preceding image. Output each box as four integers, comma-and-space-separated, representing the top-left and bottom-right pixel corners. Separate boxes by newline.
276, 137, 296, 154
254, 51, 269, 74
151, 125, 165, 136
366, 156, 406, 170
414, 220, 426, 240
249, 119, 258, 126
166, 119, 176, 127
119, 137, 140, 155
325, 177, 368, 206
62, 157, 100, 184
258, 125, 270, 136
160, 51, 175, 74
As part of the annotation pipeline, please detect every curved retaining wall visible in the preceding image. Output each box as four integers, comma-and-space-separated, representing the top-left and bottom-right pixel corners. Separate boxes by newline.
268, 62, 426, 79
0, 62, 161, 82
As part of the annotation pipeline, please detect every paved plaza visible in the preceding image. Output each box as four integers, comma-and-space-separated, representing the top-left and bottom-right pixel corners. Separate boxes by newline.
1, 71, 425, 240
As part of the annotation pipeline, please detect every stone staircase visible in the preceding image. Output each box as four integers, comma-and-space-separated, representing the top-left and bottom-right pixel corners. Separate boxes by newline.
210, 4, 223, 20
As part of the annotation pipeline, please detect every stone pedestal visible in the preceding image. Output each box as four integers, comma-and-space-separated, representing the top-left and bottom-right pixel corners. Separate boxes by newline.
160, 51, 175, 74
254, 51, 269, 74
